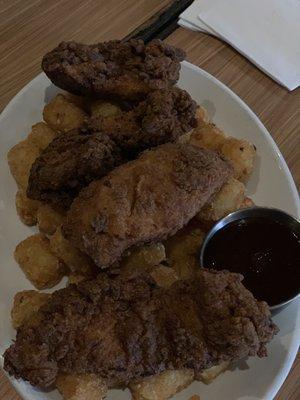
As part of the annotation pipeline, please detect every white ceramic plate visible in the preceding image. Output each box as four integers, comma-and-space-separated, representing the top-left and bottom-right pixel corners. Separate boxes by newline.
0, 61, 299, 400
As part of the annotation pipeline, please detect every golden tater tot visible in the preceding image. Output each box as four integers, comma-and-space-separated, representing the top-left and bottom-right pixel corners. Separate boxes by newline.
195, 105, 210, 128
196, 361, 230, 384
43, 94, 87, 133
189, 123, 226, 152
14, 234, 66, 289
15, 190, 40, 226
56, 373, 107, 400
221, 137, 256, 182
130, 369, 194, 400
90, 100, 122, 118
11, 290, 50, 329
179, 106, 210, 144
62, 92, 91, 112
198, 178, 245, 222
27, 122, 57, 150
164, 226, 205, 280
120, 243, 166, 277
7, 139, 40, 189
68, 273, 88, 285
240, 196, 255, 209
37, 204, 65, 235
150, 265, 178, 288
49, 227, 95, 277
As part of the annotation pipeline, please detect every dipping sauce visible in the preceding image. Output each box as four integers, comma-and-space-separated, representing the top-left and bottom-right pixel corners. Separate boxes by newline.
203, 217, 300, 306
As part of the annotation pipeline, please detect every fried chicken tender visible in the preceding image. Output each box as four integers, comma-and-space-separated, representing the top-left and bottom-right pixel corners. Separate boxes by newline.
63, 143, 232, 268
3, 270, 278, 389
88, 88, 198, 156
27, 129, 123, 209
42, 39, 185, 101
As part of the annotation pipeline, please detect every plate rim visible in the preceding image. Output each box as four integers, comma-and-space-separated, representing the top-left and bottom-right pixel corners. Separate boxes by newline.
0, 64, 299, 400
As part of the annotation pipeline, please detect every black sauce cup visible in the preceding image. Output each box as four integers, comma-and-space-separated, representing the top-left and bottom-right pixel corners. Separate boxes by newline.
200, 207, 300, 312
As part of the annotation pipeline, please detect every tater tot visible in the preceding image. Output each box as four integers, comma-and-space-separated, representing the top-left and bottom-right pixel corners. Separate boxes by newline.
221, 137, 256, 182
49, 227, 95, 277
37, 204, 65, 235
62, 92, 91, 112
130, 369, 194, 400
164, 226, 205, 280
150, 265, 178, 288
240, 196, 255, 209
56, 373, 107, 400
27, 122, 57, 150
90, 100, 122, 118
195, 105, 210, 128
198, 178, 245, 221
14, 234, 66, 289
11, 290, 50, 329
43, 94, 87, 133
120, 243, 166, 277
196, 361, 230, 384
7, 139, 40, 189
15, 190, 40, 226
189, 123, 226, 152
68, 273, 88, 285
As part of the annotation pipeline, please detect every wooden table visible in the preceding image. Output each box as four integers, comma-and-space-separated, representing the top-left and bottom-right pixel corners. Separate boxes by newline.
0, 1, 299, 399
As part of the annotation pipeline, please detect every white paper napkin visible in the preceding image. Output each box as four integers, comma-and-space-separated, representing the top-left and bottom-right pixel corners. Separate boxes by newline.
179, 0, 300, 91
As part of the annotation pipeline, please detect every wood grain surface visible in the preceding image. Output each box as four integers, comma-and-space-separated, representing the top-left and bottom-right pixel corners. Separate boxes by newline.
0, 2, 299, 400
166, 28, 300, 189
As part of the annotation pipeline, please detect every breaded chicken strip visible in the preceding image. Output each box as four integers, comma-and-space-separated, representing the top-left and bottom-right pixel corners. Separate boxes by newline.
62, 144, 232, 268
27, 129, 123, 209
87, 87, 197, 157
4, 270, 278, 389
42, 39, 185, 101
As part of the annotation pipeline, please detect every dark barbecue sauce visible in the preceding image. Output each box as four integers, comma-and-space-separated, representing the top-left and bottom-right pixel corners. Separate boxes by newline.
204, 218, 300, 306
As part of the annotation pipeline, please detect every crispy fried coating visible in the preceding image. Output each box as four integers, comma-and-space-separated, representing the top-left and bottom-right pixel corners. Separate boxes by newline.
27, 129, 123, 209
63, 143, 232, 268
87, 88, 198, 156
4, 270, 278, 389
42, 39, 185, 101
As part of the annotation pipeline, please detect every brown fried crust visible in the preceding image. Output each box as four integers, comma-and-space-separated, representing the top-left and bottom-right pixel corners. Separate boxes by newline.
87, 87, 198, 157
4, 270, 278, 389
42, 39, 185, 100
27, 129, 123, 209
62, 143, 233, 268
